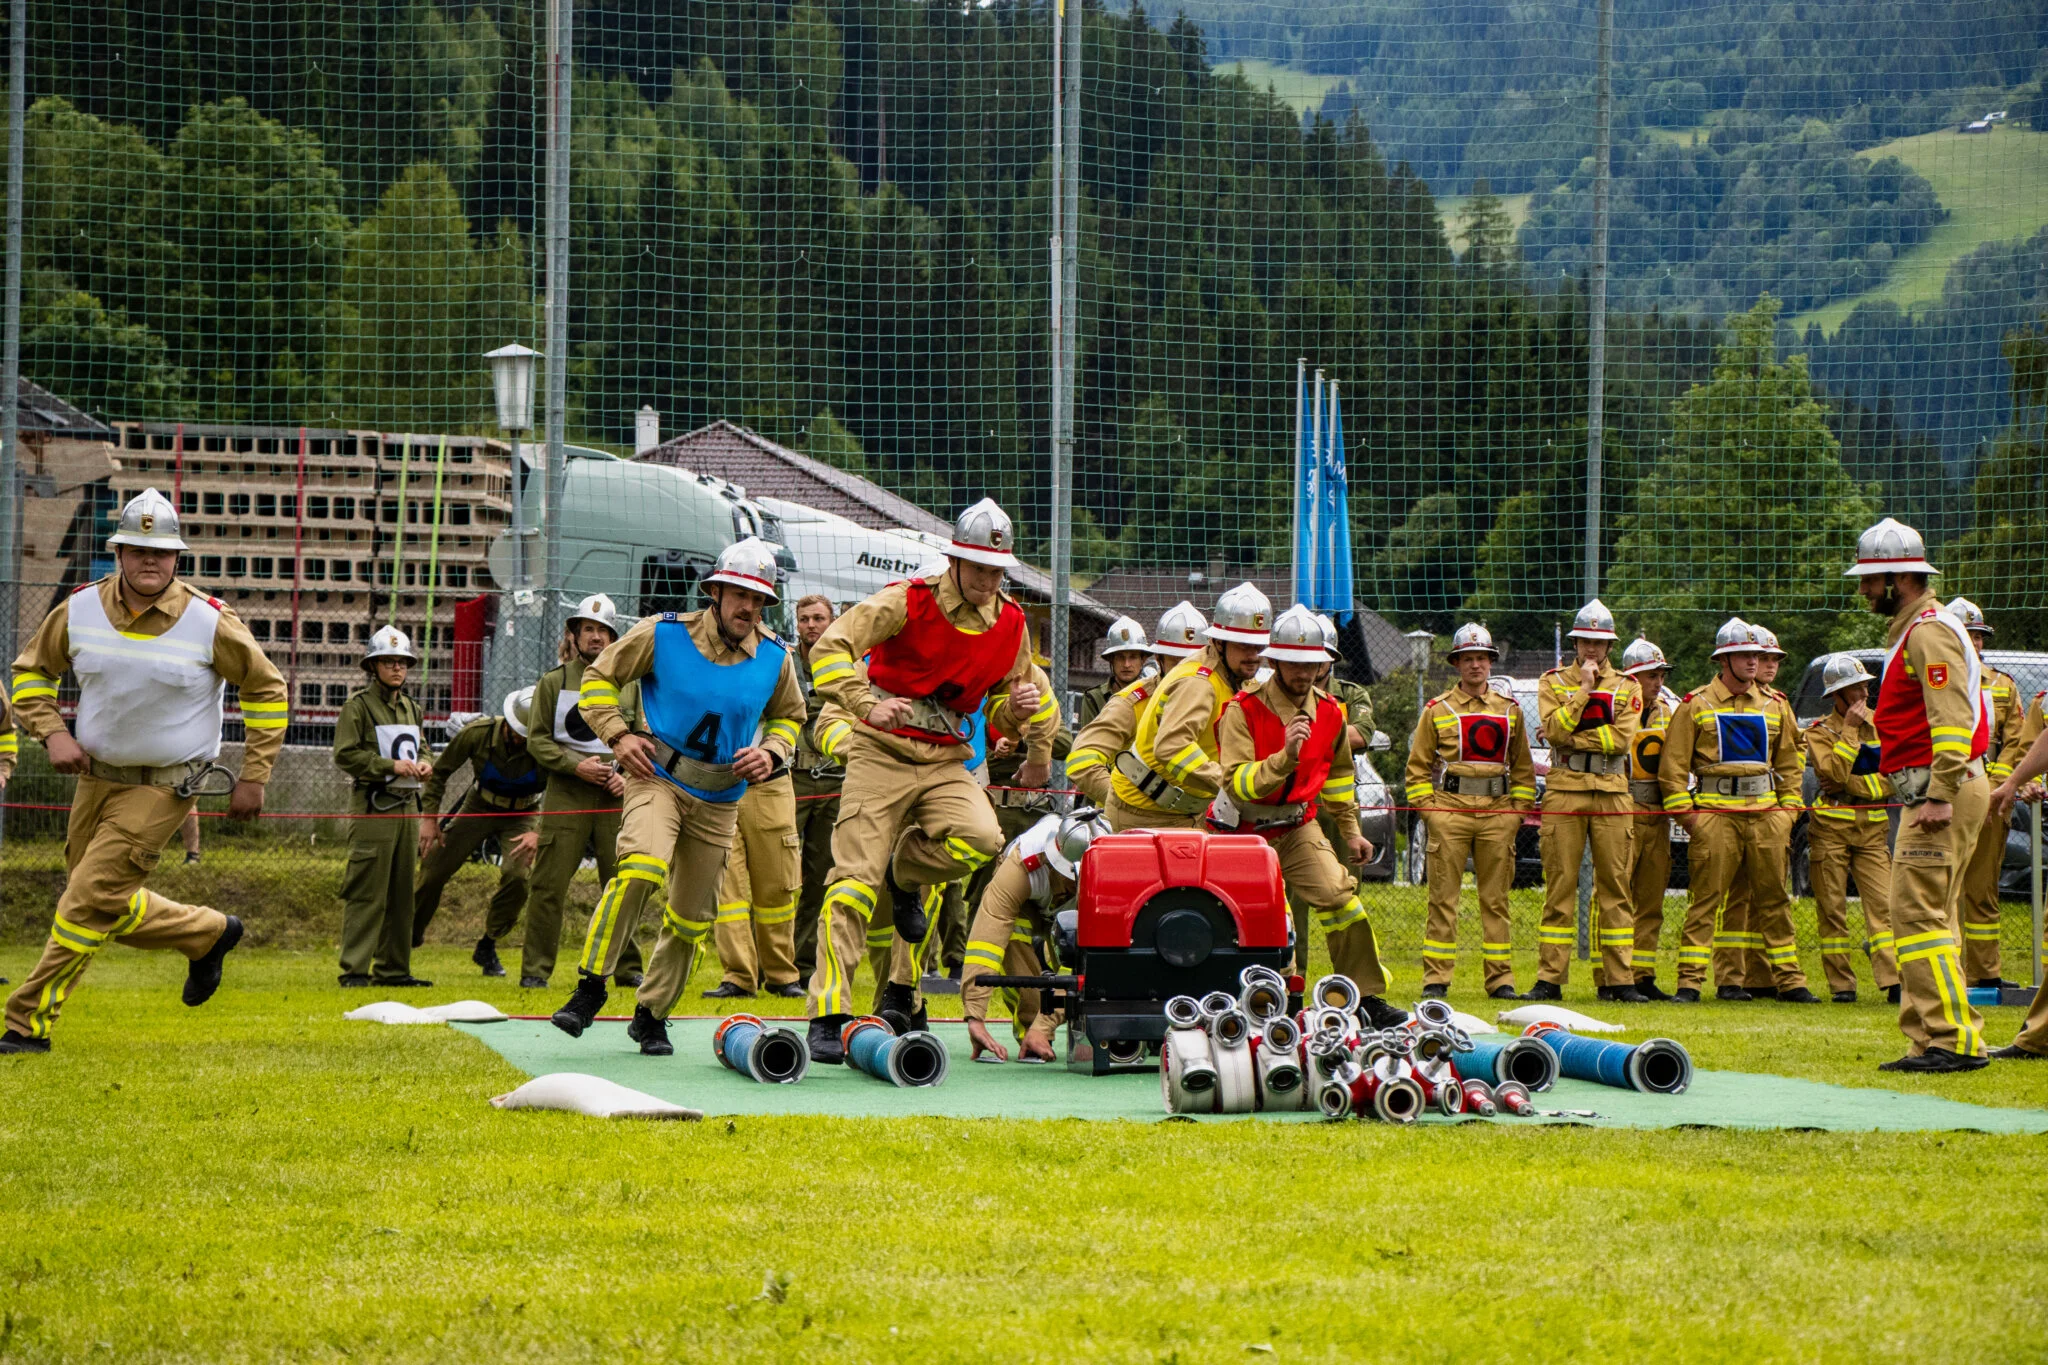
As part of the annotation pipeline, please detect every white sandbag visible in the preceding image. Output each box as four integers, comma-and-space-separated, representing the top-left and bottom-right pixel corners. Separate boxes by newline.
343, 999, 509, 1025
1496, 1004, 1625, 1033
1448, 1010, 1499, 1035
491, 1073, 703, 1121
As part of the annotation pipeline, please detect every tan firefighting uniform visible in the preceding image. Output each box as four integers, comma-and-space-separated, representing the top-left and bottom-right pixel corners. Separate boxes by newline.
1626, 688, 1677, 986
960, 722, 1072, 973
1066, 675, 1155, 809
1217, 676, 1389, 995
1713, 684, 1806, 993
572, 610, 806, 1019
1880, 592, 1988, 1058
2008, 687, 2048, 1053
522, 655, 644, 985
1304, 677, 1378, 975
1959, 665, 2023, 981
1107, 647, 1241, 832
791, 650, 852, 979
5, 577, 286, 1039
1536, 661, 1642, 986
333, 678, 430, 981
1404, 682, 1536, 992
1803, 708, 1899, 994
960, 842, 1071, 1049
804, 574, 1057, 1020
1660, 676, 1808, 994
413, 715, 542, 945
1073, 677, 1123, 731
709, 772, 802, 993
0, 697, 18, 787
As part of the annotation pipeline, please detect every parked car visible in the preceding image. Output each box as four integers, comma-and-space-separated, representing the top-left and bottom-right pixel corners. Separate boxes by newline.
1788, 647, 2048, 898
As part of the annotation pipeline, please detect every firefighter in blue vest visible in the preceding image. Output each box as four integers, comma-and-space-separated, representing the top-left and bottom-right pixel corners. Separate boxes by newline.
548, 538, 807, 1053
410, 687, 548, 972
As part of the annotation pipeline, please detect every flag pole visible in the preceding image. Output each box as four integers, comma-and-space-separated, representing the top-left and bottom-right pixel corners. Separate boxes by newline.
1291, 357, 1305, 606
1309, 369, 1325, 610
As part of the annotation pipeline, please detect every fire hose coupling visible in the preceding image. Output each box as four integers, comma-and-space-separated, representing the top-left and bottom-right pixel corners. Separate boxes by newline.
712, 1014, 812, 1085
1357, 1070, 1425, 1125
1494, 1080, 1536, 1116
1198, 991, 1238, 1025
1412, 997, 1456, 1030
1237, 966, 1289, 1023
1523, 1023, 1693, 1095
840, 1016, 950, 1088
1162, 1026, 1220, 1112
1454, 1033, 1561, 1093
1309, 974, 1360, 1014
1458, 1077, 1499, 1117
1254, 1026, 1306, 1112
1164, 994, 1206, 1031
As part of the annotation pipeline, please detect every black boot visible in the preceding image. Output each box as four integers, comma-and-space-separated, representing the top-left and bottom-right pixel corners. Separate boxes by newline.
1886, 983, 1901, 1005
704, 982, 753, 999
1420, 983, 1450, 999
1831, 990, 1858, 1004
889, 873, 930, 947
551, 972, 609, 1038
1522, 980, 1562, 1002
1989, 1043, 2048, 1061
0, 1029, 50, 1054
1634, 977, 1672, 1002
1715, 985, 1753, 1002
1776, 987, 1822, 1004
472, 938, 506, 978
1357, 996, 1409, 1029
1672, 987, 1701, 1003
1877, 1048, 1988, 1074
614, 969, 645, 989
626, 1006, 673, 1056
1748, 987, 1778, 1001
1597, 984, 1648, 1004
182, 916, 243, 1007
809, 1014, 850, 1065
879, 981, 927, 1034
1488, 984, 1521, 1000
767, 981, 807, 998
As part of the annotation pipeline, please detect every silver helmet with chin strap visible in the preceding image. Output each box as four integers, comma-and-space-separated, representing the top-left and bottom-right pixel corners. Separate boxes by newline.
1044, 807, 1109, 880
1946, 596, 1991, 635
1820, 653, 1877, 697
1844, 517, 1939, 576
1152, 601, 1207, 657
107, 487, 188, 552
363, 624, 419, 666
1098, 615, 1150, 657
1260, 605, 1330, 664
947, 498, 1021, 569
1710, 617, 1763, 658
1448, 622, 1500, 660
1205, 582, 1273, 646
1567, 598, 1618, 641
1619, 636, 1669, 675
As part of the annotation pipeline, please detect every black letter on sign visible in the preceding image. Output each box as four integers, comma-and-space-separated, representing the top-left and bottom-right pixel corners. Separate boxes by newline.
683, 713, 723, 763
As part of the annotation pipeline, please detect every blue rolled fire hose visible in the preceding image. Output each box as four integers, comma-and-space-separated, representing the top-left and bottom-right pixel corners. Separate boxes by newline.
843, 1017, 951, 1088
1457, 1033, 1560, 1093
712, 1013, 811, 1085
1529, 1025, 1693, 1095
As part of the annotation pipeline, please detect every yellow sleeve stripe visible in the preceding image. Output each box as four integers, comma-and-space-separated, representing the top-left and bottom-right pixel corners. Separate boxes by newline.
10, 672, 57, 701
1930, 726, 1972, 739
0, 735, 17, 754
1323, 778, 1356, 800
1066, 749, 1107, 774
1028, 696, 1059, 725
1405, 783, 1433, 802
579, 682, 620, 704
1510, 785, 1537, 801
1663, 792, 1693, 812
1231, 764, 1263, 802
764, 718, 801, 745
240, 700, 288, 715
244, 716, 289, 731
811, 652, 855, 684
1831, 741, 1858, 760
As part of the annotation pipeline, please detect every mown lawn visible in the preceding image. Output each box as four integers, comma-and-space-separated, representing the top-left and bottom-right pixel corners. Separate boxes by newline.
3, 923, 2046, 1361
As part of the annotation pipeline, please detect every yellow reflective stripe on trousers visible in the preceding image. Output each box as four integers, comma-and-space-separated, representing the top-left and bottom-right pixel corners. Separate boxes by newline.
714, 900, 751, 925
27, 950, 94, 1038
1895, 929, 1957, 964
1817, 937, 1854, 953
579, 878, 629, 973
755, 900, 797, 926
1961, 923, 2001, 941
942, 837, 992, 872
1676, 947, 1712, 964
824, 880, 877, 924
50, 915, 112, 954
109, 891, 148, 938
1925, 940, 1983, 1056
1482, 940, 1513, 961
1316, 897, 1366, 932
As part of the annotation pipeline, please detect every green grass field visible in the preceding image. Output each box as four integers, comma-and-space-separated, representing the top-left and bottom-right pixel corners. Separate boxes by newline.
1792, 125, 2048, 336
1212, 60, 1348, 117
4, 854, 2048, 1359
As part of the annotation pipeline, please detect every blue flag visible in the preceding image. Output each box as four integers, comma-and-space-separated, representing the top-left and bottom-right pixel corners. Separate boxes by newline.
1314, 382, 1354, 623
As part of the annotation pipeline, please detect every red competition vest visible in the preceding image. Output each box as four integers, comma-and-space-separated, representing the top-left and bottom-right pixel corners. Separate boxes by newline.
864, 578, 1027, 744
1874, 606, 1990, 773
1235, 688, 1346, 823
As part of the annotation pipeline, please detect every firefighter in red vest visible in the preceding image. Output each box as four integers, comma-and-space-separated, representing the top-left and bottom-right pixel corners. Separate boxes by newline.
1846, 518, 1991, 1072
802, 499, 1059, 1063
1214, 605, 1407, 1030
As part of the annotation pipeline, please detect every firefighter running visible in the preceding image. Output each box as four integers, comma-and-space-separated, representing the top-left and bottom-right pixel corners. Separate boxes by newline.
550, 538, 807, 1054
1214, 605, 1406, 1029
1802, 654, 1900, 1004
803, 499, 1058, 1064
2, 490, 284, 1054
1531, 599, 1644, 1003
1404, 623, 1535, 1000
1848, 519, 1991, 1073
412, 688, 547, 972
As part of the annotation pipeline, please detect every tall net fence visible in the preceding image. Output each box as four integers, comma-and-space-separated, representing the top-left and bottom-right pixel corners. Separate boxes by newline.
1, 0, 2045, 983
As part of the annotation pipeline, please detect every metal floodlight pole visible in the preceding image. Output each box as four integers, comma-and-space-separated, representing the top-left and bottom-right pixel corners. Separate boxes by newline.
1582, 0, 1613, 600
1291, 357, 1305, 606
1047, 0, 1080, 703
542, 0, 573, 642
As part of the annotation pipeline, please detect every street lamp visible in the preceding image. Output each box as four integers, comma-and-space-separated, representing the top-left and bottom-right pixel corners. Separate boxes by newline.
485, 344, 539, 595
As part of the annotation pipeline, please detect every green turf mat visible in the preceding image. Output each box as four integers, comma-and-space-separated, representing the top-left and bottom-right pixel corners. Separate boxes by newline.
451, 1020, 2048, 1132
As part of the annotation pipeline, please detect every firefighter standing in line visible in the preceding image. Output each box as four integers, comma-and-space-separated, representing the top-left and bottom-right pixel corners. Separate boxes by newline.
333, 625, 434, 989
1802, 654, 1900, 1004
1531, 600, 1643, 1002
550, 538, 806, 1053
960, 809, 1108, 1062
1301, 613, 1378, 974
1716, 624, 1805, 1000
1618, 637, 1677, 1000
1405, 623, 1536, 1000
1, 490, 282, 1053
788, 594, 849, 981
803, 500, 1058, 1062
1073, 616, 1155, 729
1949, 597, 2024, 989
412, 687, 546, 972
1659, 619, 1819, 1005
1985, 692, 2048, 1059
520, 593, 645, 991
1066, 603, 1203, 806
1847, 519, 1991, 1072
705, 751, 805, 1000
1107, 585, 1270, 833
1215, 605, 1407, 1028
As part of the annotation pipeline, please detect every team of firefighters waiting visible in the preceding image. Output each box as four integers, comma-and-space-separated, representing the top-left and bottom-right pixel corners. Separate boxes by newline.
5, 492, 2048, 1074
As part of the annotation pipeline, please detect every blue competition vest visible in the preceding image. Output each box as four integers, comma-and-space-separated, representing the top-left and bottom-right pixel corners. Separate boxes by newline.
967, 710, 988, 773
640, 615, 788, 803
478, 757, 546, 801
